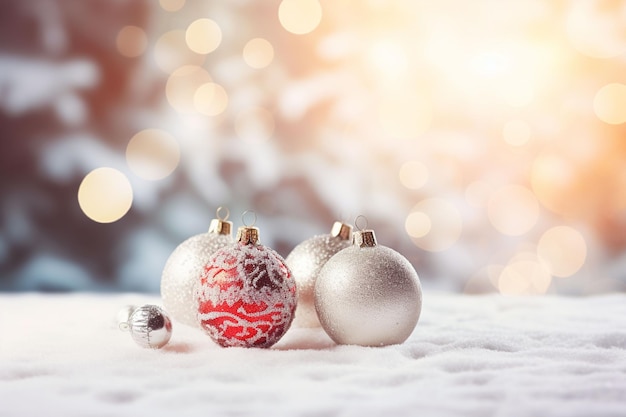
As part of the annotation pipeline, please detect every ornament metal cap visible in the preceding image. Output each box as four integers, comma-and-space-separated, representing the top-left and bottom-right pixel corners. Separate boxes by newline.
237, 226, 260, 245
209, 219, 232, 235
353, 229, 377, 248
331, 221, 353, 240
209, 206, 232, 235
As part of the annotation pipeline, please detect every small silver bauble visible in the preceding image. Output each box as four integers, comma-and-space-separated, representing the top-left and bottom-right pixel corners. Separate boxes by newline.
285, 221, 352, 327
120, 305, 173, 349
161, 208, 234, 327
314, 228, 422, 347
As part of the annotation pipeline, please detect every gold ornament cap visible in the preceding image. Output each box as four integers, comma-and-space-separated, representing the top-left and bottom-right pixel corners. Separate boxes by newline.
208, 219, 232, 235
353, 229, 377, 248
237, 210, 259, 244
330, 221, 352, 240
209, 206, 232, 236
237, 226, 260, 245
353, 215, 376, 248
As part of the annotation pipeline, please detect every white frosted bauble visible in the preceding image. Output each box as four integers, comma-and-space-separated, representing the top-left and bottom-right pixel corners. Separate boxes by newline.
161, 225, 233, 327
314, 230, 422, 346
285, 222, 352, 327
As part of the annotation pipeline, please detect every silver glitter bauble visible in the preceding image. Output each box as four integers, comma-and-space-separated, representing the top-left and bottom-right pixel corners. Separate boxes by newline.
161, 216, 233, 327
314, 229, 422, 346
285, 221, 352, 327
122, 305, 173, 349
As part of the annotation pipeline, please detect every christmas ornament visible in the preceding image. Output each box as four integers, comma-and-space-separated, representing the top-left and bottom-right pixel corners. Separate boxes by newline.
194, 211, 297, 348
161, 207, 234, 327
285, 221, 352, 327
314, 217, 422, 346
119, 305, 173, 349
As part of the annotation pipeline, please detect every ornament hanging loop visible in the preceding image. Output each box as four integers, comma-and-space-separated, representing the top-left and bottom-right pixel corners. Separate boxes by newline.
238, 210, 260, 245
355, 215, 368, 231
216, 206, 230, 221
242, 210, 257, 227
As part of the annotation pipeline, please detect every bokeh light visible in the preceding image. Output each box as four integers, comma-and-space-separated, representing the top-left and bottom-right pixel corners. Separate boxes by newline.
503, 119, 531, 147
194, 83, 229, 116
405, 212, 431, 239
278, 0, 322, 35
235, 107, 275, 142
159, 0, 185, 12
537, 226, 587, 278
487, 185, 539, 236
243, 38, 275, 69
116, 26, 148, 58
165, 65, 212, 113
8, 0, 626, 294
398, 161, 429, 190
154, 30, 206, 74
185, 18, 222, 55
498, 258, 552, 295
407, 198, 462, 252
594, 83, 626, 125
126, 129, 180, 180
78, 168, 133, 223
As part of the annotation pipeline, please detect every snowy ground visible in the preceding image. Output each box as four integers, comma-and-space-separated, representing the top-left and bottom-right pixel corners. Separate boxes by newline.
0, 292, 625, 417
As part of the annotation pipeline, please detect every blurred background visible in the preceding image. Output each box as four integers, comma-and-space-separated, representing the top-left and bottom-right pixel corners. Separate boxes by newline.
1, 0, 626, 295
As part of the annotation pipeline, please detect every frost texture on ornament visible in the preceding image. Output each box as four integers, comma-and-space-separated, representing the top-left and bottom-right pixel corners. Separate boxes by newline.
286, 223, 352, 328
161, 232, 233, 327
195, 242, 297, 348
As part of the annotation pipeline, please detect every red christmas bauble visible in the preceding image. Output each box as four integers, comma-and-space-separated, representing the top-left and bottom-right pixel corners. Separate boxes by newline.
195, 240, 297, 348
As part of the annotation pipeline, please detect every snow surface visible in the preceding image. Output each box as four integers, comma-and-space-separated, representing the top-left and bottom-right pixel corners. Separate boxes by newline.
1, 292, 625, 417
